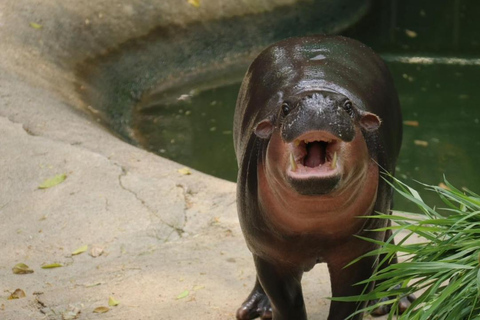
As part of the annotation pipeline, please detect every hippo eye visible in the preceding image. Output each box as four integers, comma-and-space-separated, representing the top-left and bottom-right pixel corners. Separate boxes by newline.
343, 100, 354, 115
281, 102, 291, 116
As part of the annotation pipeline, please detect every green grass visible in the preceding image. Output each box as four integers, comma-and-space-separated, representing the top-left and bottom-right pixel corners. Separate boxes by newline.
335, 176, 480, 320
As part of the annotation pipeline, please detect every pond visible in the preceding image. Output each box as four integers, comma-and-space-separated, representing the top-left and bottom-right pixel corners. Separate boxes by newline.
132, 0, 480, 211
132, 62, 480, 210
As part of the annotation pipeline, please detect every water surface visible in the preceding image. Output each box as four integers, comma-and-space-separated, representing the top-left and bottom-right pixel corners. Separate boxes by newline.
133, 61, 480, 210
132, 0, 480, 210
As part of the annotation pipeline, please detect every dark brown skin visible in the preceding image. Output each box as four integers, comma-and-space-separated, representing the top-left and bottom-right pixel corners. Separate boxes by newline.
233, 36, 414, 320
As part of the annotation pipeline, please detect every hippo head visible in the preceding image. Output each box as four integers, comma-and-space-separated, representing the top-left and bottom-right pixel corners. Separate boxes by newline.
254, 90, 381, 196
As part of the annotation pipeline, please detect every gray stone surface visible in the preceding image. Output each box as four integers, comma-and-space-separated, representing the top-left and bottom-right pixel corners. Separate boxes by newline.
0, 0, 389, 319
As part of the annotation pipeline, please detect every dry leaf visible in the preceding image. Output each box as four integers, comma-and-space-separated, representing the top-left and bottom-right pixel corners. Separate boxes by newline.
108, 296, 120, 306
41, 263, 63, 269
8, 289, 26, 300
403, 120, 419, 127
30, 22, 43, 29
93, 306, 109, 313
12, 263, 34, 274
1, 304, 5, 310
72, 245, 88, 256
188, 0, 200, 7
62, 305, 81, 320
405, 29, 417, 38
89, 245, 104, 257
414, 140, 428, 147
38, 174, 67, 189
193, 285, 205, 291
83, 282, 103, 288
176, 290, 189, 299
178, 168, 191, 175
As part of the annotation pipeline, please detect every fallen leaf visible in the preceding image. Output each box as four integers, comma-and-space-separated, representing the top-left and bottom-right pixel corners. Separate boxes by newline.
93, 306, 109, 313
177, 94, 191, 101
62, 311, 79, 320
108, 296, 120, 306
72, 245, 88, 256
193, 285, 205, 291
83, 282, 103, 288
176, 290, 189, 300
62, 305, 81, 320
41, 263, 63, 269
1, 304, 4, 310
38, 174, 67, 189
8, 289, 26, 300
188, 0, 200, 8
405, 29, 417, 38
30, 22, 43, 29
12, 263, 34, 274
89, 245, 104, 258
414, 140, 428, 147
403, 120, 419, 127
178, 168, 191, 175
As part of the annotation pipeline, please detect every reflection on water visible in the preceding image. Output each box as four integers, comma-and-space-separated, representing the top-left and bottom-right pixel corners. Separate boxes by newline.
132, 62, 480, 211
132, 84, 239, 181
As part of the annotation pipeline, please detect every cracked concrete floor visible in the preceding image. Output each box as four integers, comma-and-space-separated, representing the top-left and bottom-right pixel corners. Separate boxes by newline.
0, 73, 391, 320
0, 74, 340, 320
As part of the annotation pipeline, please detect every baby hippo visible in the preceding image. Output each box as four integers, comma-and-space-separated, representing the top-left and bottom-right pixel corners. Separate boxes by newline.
233, 35, 409, 320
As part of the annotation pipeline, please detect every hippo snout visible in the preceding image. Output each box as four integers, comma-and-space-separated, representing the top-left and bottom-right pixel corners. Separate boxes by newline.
281, 91, 356, 143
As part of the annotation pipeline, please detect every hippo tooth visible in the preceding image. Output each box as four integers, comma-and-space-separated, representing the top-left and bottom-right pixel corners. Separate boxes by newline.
331, 151, 338, 169
294, 140, 300, 147
290, 153, 298, 171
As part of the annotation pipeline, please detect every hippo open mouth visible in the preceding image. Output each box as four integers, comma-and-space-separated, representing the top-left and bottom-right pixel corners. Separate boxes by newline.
287, 131, 342, 179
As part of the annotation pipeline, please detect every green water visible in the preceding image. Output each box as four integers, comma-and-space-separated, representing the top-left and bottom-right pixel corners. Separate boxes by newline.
132, 63, 480, 210
132, 0, 480, 211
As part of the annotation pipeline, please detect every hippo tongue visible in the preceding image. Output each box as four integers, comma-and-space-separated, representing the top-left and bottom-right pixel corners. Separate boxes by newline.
305, 141, 326, 168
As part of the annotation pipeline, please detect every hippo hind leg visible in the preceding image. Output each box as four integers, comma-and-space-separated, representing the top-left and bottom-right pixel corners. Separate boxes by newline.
369, 284, 416, 316
369, 229, 416, 316
236, 279, 272, 319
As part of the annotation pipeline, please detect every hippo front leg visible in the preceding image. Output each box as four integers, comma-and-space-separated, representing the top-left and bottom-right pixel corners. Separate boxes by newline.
253, 255, 307, 320
236, 278, 272, 319
327, 252, 378, 320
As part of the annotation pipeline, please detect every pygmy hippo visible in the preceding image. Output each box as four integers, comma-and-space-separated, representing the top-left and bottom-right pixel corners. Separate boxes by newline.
233, 35, 410, 319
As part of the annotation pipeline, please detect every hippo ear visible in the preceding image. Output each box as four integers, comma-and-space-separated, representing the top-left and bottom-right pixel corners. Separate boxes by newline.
254, 119, 274, 139
359, 111, 382, 132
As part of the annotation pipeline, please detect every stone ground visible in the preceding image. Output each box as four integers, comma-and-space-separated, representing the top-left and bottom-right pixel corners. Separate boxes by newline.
0, 1, 393, 319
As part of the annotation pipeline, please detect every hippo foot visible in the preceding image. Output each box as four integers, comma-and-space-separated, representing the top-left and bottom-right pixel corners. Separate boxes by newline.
236, 289, 272, 319
369, 287, 416, 316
